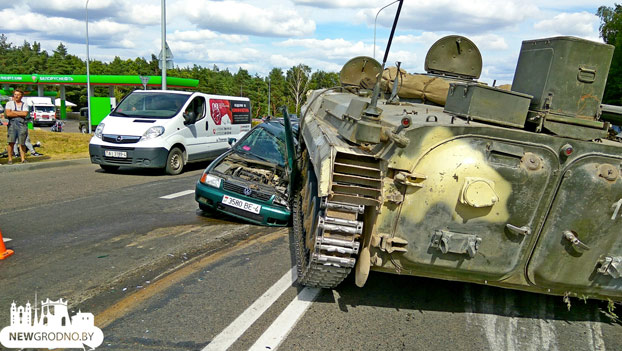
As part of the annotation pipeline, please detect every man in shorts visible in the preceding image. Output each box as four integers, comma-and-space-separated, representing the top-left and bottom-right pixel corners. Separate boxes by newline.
5, 89, 30, 164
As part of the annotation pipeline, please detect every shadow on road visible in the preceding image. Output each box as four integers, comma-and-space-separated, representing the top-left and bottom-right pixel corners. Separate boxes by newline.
94, 160, 213, 177
313, 270, 621, 325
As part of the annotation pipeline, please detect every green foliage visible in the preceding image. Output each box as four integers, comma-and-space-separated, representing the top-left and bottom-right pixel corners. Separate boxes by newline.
600, 299, 620, 322
0, 37, 341, 116
597, 4, 622, 105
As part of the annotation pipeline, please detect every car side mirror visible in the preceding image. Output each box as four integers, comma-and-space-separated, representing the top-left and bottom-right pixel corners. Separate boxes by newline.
228, 138, 237, 146
183, 111, 196, 125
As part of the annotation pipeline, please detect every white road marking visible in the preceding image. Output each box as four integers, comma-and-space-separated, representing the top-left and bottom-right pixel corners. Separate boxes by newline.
504, 293, 519, 351
2, 237, 12, 242
159, 190, 195, 199
538, 296, 559, 351
586, 309, 606, 351
249, 286, 321, 351
480, 287, 508, 351
202, 267, 297, 351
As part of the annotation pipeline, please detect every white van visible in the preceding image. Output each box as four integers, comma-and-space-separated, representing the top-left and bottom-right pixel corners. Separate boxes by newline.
89, 90, 252, 175
24, 97, 56, 126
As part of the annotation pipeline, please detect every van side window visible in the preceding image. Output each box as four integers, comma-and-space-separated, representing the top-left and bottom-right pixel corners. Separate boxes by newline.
186, 97, 206, 122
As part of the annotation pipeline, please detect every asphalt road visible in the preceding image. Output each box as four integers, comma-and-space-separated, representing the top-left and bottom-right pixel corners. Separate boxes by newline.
0, 161, 620, 350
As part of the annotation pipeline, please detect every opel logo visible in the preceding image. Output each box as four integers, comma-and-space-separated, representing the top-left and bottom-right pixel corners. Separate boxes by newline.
116, 135, 123, 142
243, 187, 252, 196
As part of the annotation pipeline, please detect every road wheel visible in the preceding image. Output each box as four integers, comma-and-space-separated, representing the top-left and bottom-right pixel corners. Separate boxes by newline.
81, 125, 88, 134
165, 147, 184, 175
100, 165, 119, 172
199, 203, 212, 212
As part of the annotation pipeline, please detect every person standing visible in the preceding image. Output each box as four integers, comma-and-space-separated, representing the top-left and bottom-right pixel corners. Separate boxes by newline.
5, 89, 29, 164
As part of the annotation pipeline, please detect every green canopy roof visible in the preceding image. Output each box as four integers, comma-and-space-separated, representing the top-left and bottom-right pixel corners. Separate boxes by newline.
0, 74, 198, 88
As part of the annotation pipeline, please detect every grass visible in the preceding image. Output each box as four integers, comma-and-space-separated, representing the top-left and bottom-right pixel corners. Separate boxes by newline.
0, 126, 92, 165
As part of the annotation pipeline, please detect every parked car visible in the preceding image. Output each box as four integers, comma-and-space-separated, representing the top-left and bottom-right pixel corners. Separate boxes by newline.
195, 118, 299, 226
78, 107, 96, 133
89, 90, 252, 175
25, 97, 56, 126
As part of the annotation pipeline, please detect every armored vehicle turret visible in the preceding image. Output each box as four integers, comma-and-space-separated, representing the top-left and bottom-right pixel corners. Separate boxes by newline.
286, 3, 622, 301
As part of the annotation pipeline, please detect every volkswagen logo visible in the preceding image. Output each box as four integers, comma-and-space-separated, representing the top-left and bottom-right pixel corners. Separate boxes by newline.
243, 187, 252, 196
116, 135, 123, 142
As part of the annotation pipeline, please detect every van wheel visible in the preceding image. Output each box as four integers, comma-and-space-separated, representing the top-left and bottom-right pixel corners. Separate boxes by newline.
165, 147, 184, 175
81, 125, 88, 134
100, 165, 119, 172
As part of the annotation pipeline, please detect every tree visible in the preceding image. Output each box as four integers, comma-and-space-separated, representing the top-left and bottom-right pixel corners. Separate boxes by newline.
286, 64, 311, 115
309, 70, 339, 90
597, 4, 622, 105
268, 68, 286, 116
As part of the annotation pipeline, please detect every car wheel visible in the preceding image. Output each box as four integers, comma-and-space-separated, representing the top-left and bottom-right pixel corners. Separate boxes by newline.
81, 125, 88, 134
165, 147, 184, 175
199, 203, 212, 212
100, 165, 120, 172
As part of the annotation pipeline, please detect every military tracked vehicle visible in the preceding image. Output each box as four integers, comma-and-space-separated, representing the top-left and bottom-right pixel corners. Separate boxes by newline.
285, 1, 622, 301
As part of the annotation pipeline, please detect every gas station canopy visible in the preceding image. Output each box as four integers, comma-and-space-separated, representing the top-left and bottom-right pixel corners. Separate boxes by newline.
0, 74, 198, 89
0, 74, 199, 124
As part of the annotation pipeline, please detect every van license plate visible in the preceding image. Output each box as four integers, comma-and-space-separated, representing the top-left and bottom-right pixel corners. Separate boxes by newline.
104, 150, 127, 158
222, 195, 261, 214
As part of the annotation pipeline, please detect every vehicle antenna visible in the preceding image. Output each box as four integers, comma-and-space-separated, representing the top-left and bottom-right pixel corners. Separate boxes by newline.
365, 0, 404, 116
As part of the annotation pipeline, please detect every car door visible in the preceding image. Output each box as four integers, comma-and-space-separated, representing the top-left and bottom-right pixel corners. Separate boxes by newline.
184, 96, 210, 161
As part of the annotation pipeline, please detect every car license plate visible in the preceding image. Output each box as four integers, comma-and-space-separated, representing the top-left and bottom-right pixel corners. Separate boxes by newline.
222, 195, 261, 214
104, 150, 127, 158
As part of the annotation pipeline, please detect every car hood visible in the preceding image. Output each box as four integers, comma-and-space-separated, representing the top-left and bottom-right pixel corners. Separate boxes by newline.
99, 116, 165, 136
211, 152, 289, 197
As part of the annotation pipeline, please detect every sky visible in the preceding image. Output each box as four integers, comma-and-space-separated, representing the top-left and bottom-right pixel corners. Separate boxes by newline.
0, 0, 617, 85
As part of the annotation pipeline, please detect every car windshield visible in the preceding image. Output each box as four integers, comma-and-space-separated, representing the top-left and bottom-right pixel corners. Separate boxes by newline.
234, 127, 286, 166
110, 92, 190, 118
35, 106, 54, 112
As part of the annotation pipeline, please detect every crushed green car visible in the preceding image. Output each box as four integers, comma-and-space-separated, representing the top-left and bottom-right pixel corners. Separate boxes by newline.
195, 118, 299, 226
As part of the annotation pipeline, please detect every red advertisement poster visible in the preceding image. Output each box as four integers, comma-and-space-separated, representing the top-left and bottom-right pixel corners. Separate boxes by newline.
209, 99, 251, 125
209, 99, 232, 125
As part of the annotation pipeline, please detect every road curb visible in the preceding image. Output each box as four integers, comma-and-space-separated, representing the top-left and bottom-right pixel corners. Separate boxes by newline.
0, 157, 91, 173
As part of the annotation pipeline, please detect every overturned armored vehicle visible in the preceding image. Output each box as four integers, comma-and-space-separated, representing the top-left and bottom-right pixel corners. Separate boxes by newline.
287, 8, 622, 301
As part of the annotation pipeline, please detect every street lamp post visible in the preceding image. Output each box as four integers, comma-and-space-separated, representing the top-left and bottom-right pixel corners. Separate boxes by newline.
267, 78, 271, 116
85, 0, 92, 133
374, 0, 399, 60
161, 0, 167, 90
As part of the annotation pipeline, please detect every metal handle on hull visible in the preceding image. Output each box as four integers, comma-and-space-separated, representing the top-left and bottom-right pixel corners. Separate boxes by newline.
506, 224, 531, 236
563, 230, 590, 253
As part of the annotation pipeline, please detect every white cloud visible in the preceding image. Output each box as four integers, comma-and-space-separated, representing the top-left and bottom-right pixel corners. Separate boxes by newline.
121, 3, 161, 26
292, 0, 378, 9
533, 12, 600, 38
280, 38, 369, 56
120, 39, 136, 49
470, 34, 508, 50
0, 8, 131, 44
360, 0, 538, 33
269, 54, 300, 69
394, 32, 442, 46
0, 0, 613, 87
169, 30, 247, 44
175, 0, 315, 37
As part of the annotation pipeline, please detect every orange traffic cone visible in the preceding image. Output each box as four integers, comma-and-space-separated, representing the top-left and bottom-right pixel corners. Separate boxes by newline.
0, 229, 14, 260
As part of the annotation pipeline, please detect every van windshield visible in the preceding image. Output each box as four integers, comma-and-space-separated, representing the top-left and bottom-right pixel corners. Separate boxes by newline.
34, 106, 54, 112
110, 92, 190, 118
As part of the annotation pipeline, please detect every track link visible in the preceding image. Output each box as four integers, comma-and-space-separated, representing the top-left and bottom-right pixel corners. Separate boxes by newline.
293, 192, 364, 288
